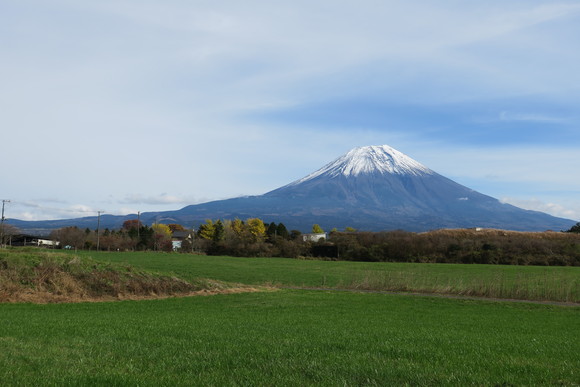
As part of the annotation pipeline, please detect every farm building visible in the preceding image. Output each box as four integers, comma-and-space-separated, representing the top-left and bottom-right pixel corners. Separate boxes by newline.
7, 234, 59, 248
171, 230, 194, 250
302, 233, 328, 242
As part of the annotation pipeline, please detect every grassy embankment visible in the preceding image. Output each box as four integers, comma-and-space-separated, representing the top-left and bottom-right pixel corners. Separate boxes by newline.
0, 249, 251, 303
78, 251, 580, 303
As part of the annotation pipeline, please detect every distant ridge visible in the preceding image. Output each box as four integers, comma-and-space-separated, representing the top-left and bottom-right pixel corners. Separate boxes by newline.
9, 145, 577, 233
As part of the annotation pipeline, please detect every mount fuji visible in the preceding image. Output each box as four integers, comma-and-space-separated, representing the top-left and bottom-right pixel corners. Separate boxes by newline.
142, 145, 575, 232
10, 145, 576, 233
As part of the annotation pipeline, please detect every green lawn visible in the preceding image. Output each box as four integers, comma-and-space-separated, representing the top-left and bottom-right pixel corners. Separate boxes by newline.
1, 290, 578, 386
74, 251, 580, 302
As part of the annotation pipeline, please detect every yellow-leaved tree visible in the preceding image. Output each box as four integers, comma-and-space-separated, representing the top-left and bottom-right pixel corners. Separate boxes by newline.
152, 223, 172, 238
152, 223, 173, 251
246, 218, 266, 241
231, 218, 245, 236
312, 224, 324, 234
197, 219, 216, 240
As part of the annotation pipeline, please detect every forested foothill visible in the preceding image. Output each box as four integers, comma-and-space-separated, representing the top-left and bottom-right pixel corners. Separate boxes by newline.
46, 220, 580, 266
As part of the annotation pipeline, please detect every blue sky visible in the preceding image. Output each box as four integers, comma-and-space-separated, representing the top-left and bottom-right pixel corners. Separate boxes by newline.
1, 0, 579, 223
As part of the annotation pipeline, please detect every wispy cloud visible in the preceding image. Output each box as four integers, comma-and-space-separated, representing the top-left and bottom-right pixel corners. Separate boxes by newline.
6, 201, 99, 221
498, 111, 568, 123
1, 1, 579, 224
500, 197, 580, 221
120, 194, 200, 206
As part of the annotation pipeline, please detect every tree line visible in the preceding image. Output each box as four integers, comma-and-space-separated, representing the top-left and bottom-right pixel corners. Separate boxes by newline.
326, 227, 580, 266
48, 218, 316, 256
48, 219, 580, 266
49, 220, 183, 252
193, 218, 310, 258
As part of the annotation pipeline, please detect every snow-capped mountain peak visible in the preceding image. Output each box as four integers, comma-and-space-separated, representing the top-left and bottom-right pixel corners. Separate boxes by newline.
292, 145, 433, 184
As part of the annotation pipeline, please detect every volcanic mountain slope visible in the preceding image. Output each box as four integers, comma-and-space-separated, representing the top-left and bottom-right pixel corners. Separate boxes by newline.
158, 145, 575, 232
10, 145, 576, 233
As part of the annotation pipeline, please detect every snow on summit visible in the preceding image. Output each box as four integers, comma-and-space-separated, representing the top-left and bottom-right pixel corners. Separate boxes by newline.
294, 145, 433, 184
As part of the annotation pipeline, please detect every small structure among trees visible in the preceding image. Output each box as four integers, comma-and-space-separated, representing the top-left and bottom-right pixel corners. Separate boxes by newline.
7, 234, 59, 248
302, 224, 327, 242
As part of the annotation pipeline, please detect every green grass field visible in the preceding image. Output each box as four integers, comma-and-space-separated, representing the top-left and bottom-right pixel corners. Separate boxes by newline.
1, 290, 578, 385
1, 250, 579, 385
74, 251, 580, 302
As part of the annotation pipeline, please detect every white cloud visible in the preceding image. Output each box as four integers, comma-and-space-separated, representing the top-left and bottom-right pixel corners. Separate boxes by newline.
498, 111, 568, 123
418, 146, 580, 188
1, 1, 579, 223
120, 194, 199, 206
5, 201, 99, 221
501, 197, 580, 221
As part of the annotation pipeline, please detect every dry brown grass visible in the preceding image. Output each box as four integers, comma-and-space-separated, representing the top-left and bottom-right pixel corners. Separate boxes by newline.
427, 228, 577, 240
0, 286, 267, 304
0, 249, 267, 304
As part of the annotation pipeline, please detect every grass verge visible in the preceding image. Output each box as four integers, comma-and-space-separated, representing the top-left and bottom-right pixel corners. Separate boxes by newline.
0, 249, 257, 303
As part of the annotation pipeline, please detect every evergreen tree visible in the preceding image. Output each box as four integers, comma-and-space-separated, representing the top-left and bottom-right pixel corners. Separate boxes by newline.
266, 222, 277, 241
138, 225, 154, 250
276, 223, 289, 239
197, 219, 216, 240
290, 230, 302, 240
213, 220, 225, 241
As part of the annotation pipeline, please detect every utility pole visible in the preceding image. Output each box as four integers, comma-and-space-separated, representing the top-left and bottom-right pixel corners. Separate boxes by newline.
191, 224, 195, 254
136, 211, 141, 251
0, 200, 10, 248
96, 211, 103, 251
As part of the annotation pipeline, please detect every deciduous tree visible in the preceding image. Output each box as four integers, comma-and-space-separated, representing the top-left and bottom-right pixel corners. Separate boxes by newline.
152, 223, 172, 238
246, 218, 266, 241
168, 224, 186, 233
50, 227, 86, 249
312, 224, 324, 234
152, 224, 173, 251
231, 218, 244, 236
122, 219, 142, 231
